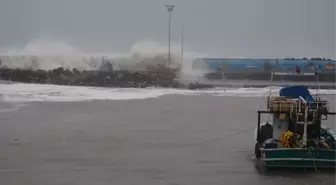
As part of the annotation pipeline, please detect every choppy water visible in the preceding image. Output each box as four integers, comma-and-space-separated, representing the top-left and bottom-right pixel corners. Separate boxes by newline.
0, 84, 335, 185
0, 82, 335, 102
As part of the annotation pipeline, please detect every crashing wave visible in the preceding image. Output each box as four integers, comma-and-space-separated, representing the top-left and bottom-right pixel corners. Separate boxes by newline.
0, 53, 182, 72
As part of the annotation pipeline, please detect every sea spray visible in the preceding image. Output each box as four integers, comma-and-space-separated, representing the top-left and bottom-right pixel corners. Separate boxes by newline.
0, 35, 210, 84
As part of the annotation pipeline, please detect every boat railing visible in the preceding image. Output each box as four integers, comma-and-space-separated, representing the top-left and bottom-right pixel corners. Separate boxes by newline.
256, 110, 336, 145
267, 96, 330, 122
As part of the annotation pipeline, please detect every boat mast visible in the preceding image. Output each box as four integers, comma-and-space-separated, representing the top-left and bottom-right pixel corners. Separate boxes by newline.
181, 23, 184, 65
315, 68, 320, 100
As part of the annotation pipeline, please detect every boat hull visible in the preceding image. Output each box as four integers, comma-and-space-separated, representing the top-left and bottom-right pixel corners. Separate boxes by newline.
259, 148, 336, 169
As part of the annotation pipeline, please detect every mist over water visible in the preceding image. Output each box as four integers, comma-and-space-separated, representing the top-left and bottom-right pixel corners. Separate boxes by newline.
0, 36, 210, 81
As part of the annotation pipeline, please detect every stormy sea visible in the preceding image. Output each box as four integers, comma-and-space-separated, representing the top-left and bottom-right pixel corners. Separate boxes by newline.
0, 38, 335, 185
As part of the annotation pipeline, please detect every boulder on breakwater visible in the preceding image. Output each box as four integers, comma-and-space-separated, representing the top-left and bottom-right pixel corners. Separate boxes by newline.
0, 54, 211, 89
0, 66, 183, 88
0, 53, 192, 88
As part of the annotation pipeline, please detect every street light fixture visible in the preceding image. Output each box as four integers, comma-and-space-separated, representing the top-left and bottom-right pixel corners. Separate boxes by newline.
165, 4, 174, 68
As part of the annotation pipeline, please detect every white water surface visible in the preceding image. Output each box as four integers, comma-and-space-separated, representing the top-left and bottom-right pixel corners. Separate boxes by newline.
1, 83, 335, 102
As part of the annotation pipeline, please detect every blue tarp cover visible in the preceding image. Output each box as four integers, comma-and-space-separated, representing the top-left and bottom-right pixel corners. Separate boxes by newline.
279, 86, 315, 103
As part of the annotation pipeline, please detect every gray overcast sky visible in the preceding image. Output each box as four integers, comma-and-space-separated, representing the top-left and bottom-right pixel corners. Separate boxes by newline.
0, 0, 335, 59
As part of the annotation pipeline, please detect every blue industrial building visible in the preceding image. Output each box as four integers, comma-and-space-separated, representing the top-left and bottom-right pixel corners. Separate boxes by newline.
193, 58, 336, 73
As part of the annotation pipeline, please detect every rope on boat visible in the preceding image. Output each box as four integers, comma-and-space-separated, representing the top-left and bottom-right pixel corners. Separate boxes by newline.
179, 126, 256, 147
280, 131, 319, 172
308, 147, 318, 172
309, 73, 325, 173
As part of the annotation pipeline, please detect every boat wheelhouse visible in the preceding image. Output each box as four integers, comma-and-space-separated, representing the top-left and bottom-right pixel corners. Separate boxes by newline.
255, 85, 336, 169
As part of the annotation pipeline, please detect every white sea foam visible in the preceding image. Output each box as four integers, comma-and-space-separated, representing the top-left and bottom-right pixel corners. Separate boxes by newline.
0, 83, 335, 102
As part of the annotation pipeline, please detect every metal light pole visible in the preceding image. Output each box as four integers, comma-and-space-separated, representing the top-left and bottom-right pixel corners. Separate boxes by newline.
181, 23, 184, 65
165, 4, 174, 68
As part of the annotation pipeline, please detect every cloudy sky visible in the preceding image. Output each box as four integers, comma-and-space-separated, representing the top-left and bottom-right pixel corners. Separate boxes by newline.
0, 0, 335, 58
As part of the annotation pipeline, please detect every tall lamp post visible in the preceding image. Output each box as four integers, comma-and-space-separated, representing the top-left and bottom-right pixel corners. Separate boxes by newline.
165, 4, 174, 68
181, 23, 184, 65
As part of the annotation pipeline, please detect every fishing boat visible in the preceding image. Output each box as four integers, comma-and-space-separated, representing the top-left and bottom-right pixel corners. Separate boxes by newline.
254, 84, 336, 169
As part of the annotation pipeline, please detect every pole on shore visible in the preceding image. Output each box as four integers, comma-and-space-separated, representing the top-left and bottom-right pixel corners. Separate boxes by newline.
165, 4, 174, 68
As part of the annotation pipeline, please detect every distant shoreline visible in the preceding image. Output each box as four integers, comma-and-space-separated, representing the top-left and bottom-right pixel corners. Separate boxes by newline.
204, 71, 335, 82
185, 79, 336, 90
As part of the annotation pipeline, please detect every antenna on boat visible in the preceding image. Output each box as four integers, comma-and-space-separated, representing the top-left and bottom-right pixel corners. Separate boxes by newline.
267, 60, 277, 121
181, 23, 184, 65
315, 69, 320, 101
267, 77, 273, 121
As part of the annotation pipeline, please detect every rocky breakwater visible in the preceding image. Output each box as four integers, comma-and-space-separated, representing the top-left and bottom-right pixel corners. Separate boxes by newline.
0, 65, 182, 88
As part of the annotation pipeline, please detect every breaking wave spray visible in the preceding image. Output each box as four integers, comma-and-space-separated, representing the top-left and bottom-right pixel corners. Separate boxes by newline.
0, 35, 210, 82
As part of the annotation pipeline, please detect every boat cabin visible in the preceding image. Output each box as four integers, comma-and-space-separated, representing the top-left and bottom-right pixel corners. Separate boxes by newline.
256, 86, 336, 150
254, 85, 336, 169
